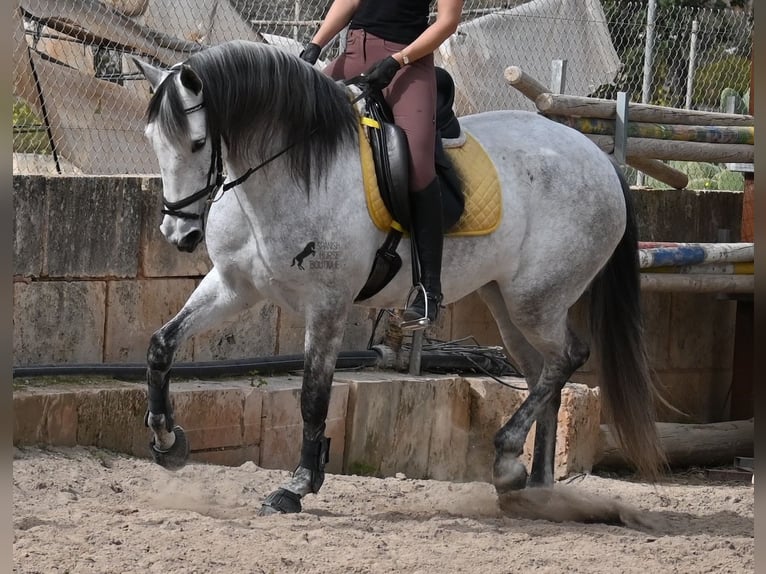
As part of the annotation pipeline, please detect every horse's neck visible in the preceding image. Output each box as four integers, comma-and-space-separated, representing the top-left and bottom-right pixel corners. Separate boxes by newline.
220, 137, 368, 239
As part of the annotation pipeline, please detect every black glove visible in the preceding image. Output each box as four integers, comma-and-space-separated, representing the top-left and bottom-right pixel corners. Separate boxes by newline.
299, 42, 321, 65
362, 56, 401, 91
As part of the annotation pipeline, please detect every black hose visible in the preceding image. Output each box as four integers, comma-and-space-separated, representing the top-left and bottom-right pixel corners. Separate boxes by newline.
13, 350, 382, 380
14, 347, 521, 382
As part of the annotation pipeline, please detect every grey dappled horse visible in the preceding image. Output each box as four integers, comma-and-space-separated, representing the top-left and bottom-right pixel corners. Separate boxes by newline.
133, 40, 664, 515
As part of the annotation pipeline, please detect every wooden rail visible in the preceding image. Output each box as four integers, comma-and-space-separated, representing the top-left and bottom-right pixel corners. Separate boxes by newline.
504, 65, 755, 189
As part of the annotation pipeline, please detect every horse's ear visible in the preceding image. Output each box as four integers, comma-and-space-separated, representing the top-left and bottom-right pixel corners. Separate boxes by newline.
179, 65, 203, 96
131, 56, 169, 92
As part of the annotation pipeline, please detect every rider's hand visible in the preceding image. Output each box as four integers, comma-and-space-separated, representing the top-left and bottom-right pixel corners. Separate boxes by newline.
362, 56, 402, 91
299, 43, 321, 65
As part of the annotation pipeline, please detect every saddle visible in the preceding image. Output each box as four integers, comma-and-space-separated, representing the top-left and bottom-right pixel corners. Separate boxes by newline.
355, 67, 466, 302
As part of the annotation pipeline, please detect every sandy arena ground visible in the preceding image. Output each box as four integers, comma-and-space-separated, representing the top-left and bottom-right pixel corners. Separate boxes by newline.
13, 446, 753, 573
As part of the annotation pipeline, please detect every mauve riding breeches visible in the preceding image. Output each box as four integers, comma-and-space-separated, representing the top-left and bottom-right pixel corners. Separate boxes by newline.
323, 28, 437, 192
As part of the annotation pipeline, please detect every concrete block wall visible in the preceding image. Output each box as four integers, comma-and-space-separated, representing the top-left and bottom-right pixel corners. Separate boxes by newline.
13, 176, 743, 424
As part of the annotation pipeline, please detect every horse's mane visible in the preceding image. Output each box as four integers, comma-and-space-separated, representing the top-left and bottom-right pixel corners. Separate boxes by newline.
146, 40, 358, 187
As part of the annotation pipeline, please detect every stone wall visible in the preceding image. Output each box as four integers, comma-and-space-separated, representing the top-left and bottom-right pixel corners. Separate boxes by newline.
13, 175, 743, 424
13, 374, 601, 481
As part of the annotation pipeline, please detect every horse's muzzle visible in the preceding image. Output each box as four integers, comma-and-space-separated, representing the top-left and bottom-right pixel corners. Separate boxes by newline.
176, 230, 204, 253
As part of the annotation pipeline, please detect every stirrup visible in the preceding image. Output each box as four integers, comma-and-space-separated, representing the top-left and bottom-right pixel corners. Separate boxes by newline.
401, 284, 433, 331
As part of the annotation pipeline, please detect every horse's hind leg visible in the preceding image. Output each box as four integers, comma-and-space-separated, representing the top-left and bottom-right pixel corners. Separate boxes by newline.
477, 283, 542, 384
260, 295, 351, 515
480, 283, 582, 487
525, 321, 588, 487
146, 267, 257, 469
491, 300, 589, 492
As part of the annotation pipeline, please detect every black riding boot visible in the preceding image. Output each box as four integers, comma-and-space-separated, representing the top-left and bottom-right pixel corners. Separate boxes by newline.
402, 178, 444, 329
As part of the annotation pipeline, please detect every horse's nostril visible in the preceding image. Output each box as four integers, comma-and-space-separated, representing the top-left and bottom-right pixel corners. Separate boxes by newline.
177, 230, 203, 253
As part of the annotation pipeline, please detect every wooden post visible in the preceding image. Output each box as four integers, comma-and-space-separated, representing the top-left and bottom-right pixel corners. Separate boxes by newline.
584, 135, 753, 163
627, 157, 688, 189
545, 115, 754, 144
730, 55, 754, 421
640, 273, 754, 293
741, 56, 755, 243
503, 66, 551, 102
535, 92, 754, 126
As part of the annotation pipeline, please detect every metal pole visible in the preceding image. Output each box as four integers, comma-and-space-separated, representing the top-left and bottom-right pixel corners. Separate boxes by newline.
641, 0, 656, 105
409, 331, 424, 375
685, 20, 699, 110
637, 0, 656, 186
550, 59, 567, 94
615, 92, 629, 165
294, 0, 300, 42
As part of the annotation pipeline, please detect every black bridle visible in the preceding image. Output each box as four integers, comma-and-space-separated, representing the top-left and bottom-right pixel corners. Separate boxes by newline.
161, 101, 313, 222
160, 103, 223, 221
160, 74, 371, 223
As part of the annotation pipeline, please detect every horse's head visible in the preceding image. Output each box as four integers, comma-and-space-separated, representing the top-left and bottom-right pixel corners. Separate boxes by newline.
133, 57, 212, 253
133, 41, 360, 253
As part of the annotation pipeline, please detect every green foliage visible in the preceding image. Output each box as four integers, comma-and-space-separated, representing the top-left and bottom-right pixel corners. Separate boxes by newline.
640, 160, 744, 191
693, 54, 750, 109
348, 461, 377, 477
719, 87, 747, 114
249, 374, 268, 387
592, 1, 751, 110
13, 99, 50, 155
714, 168, 746, 190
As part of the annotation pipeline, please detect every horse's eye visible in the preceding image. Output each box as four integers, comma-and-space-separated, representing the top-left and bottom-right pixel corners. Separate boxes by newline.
191, 138, 206, 153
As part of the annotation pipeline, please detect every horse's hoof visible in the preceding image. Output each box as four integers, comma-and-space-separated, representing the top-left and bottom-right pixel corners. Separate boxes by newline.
492, 456, 528, 494
258, 488, 302, 516
150, 425, 189, 471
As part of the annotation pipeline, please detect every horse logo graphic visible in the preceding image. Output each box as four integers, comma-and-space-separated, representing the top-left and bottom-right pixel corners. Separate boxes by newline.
291, 241, 316, 270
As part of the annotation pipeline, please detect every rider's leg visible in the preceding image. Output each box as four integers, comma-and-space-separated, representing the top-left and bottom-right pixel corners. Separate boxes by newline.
324, 33, 443, 325
402, 177, 443, 324
384, 53, 442, 326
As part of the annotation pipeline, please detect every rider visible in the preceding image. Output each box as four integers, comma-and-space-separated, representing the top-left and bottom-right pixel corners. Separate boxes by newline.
300, 0, 464, 328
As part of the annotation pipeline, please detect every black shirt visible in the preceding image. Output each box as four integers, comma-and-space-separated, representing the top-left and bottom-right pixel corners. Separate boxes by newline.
349, 0, 433, 45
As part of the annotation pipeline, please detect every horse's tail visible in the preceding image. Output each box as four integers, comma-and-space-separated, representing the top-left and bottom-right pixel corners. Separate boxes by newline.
589, 164, 666, 481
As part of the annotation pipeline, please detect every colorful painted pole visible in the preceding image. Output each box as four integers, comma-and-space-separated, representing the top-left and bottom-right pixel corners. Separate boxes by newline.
638, 243, 754, 269
546, 115, 754, 145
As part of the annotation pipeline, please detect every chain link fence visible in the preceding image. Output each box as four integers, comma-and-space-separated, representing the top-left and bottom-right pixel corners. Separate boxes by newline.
13, 0, 752, 175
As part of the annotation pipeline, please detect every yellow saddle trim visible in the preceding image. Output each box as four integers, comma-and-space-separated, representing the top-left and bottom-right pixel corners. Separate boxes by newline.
359, 123, 502, 237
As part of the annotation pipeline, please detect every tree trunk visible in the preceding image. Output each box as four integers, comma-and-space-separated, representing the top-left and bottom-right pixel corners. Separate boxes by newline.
597, 420, 754, 469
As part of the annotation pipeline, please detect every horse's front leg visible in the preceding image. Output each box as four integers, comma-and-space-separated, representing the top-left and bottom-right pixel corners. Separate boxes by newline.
260, 295, 351, 515
146, 267, 258, 469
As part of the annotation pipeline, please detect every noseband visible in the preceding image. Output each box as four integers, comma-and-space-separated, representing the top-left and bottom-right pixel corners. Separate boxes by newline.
160, 102, 224, 221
